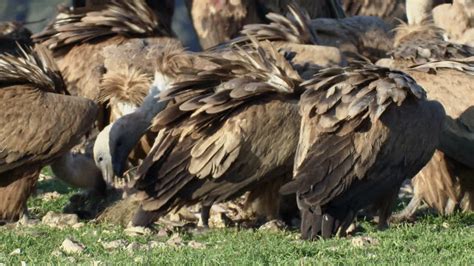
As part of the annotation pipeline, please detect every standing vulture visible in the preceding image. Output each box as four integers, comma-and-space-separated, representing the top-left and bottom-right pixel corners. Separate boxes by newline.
0, 45, 97, 222
280, 65, 444, 239
377, 0, 474, 218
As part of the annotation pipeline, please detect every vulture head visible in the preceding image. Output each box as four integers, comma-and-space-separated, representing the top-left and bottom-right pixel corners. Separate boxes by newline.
94, 71, 173, 180
93, 45, 191, 181
94, 66, 152, 183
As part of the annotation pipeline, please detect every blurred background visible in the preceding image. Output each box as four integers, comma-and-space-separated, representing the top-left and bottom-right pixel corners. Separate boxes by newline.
0, 0, 201, 51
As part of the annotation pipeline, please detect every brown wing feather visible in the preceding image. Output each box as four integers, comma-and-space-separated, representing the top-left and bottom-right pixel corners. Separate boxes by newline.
283, 65, 427, 208
211, 3, 318, 51
32, 0, 171, 52
0, 45, 97, 177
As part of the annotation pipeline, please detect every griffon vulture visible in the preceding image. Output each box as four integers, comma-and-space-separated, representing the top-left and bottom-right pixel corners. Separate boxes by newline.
377, 0, 474, 218
93, 5, 345, 225
0, 45, 97, 222
129, 40, 304, 227
280, 64, 445, 239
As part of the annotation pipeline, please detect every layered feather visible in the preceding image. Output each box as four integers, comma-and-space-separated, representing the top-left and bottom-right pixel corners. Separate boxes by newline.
211, 3, 318, 50
0, 44, 66, 94
392, 21, 474, 74
32, 0, 170, 51
153, 38, 302, 136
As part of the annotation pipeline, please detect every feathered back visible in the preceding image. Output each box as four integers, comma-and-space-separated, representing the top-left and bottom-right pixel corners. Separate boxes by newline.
211, 3, 318, 50
152, 38, 302, 135
0, 44, 66, 94
299, 64, 426, 134
32, 0, 170, 51
98, 66, 151, 106
392, 20, 474, 74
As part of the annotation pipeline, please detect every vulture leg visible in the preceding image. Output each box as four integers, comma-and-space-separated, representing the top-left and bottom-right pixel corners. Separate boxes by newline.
0, 168, 39, 223
391, 195, 422, 223
200, 202, 212, 228
374, 186, 400, 230
336, 210, 355, 238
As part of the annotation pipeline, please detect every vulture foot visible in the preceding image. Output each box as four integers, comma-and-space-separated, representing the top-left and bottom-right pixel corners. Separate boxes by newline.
390, 195, 422, 224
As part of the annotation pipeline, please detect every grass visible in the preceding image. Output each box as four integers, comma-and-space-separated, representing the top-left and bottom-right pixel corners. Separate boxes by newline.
0, 175, 473, 264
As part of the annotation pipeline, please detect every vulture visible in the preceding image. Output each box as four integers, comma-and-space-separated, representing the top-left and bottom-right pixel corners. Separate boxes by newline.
185, 0, 346, 49
93, 5, 345, 225
0, 45, 97, 222
280, 64, 445, 239
377, 0, 474, 218
127, 39, 304, 227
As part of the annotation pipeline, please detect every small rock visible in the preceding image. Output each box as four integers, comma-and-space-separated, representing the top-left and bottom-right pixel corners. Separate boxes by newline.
102, 239, 128, 250
208, 213, 231, 228
93, 261, 102, 266
156, 228, 170, 238
41, 192, 62, 201
72, 222, 85, 229
61, 238, 85, 254
51, 250, 63, 257
20, 262, 27, 266
442, 222, 450, 229
127, 242, 141, 252
145, 241, 165, 250
259, 220, 287, 232
124, 226, 152, 236
9, 248, 21, 256
166, 234, 183, 247
187, 240, 205, 249
351, 236, 379, 248
42, 212, 79, 229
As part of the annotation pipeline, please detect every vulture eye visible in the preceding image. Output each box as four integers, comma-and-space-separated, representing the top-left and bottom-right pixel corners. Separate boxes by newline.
98, 157, 103, 163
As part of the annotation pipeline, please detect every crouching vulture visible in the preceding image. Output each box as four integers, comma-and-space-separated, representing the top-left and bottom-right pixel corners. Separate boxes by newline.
0, 45, 97, 222
127, 40, 304, 227
93, 5, 345, 225
377, 0, 474, 218
280, 65, 445, 239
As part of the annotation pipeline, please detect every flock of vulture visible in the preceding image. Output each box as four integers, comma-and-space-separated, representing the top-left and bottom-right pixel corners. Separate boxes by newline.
0, 0, 473, 240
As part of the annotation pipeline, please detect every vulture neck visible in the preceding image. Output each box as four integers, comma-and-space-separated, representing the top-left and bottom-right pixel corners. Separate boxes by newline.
134, 71, 172, 130
406, 0, 434, 25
